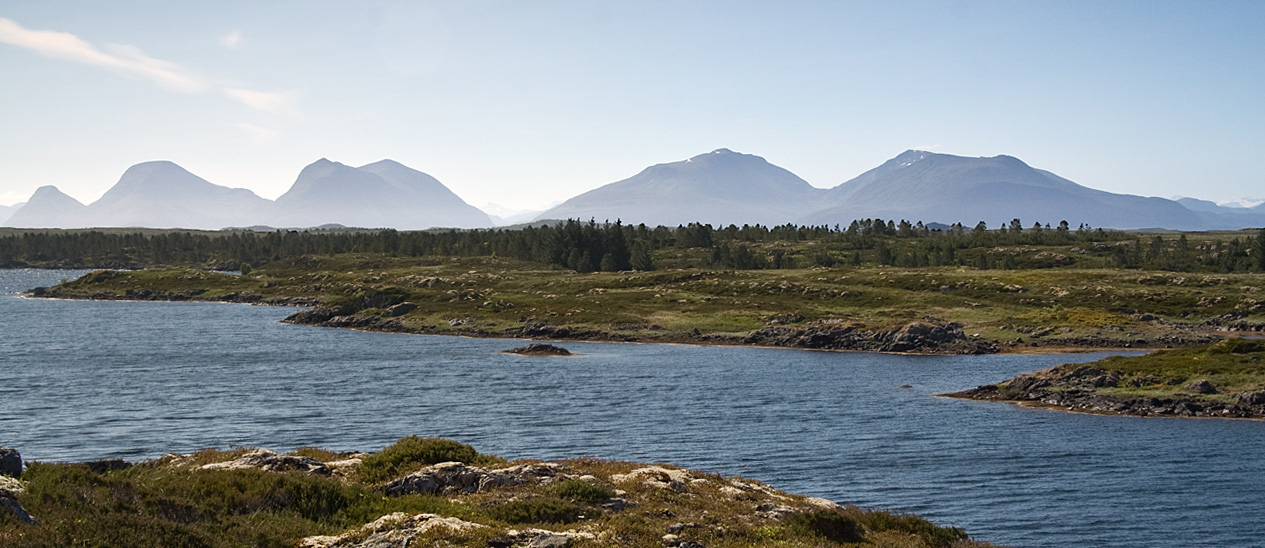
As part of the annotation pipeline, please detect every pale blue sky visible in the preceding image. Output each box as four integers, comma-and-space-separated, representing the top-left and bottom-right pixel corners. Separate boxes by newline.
2, 1, 1262, 210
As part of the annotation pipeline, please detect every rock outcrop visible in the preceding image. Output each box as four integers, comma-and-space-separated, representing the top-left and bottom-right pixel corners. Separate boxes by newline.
201, 449, 331, 475
744, 317, 998, 354
382, 461, 571, 496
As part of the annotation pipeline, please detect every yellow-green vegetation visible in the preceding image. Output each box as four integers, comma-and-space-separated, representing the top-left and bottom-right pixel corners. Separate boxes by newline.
947, 339, 1265, 418
35, 253, 1265, 353
0, 437, 994, 548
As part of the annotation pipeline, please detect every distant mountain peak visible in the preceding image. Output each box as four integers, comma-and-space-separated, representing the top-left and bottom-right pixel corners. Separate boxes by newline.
537, 148, 821, 226
894, 150, 929, 167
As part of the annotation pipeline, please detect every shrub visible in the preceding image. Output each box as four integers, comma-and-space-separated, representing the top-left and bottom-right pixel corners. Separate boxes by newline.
550, 479, 615, 503
784, 509, 866, 544
358, 437, 482, 483
853, 509, 968, 547
487, 498, 583, 524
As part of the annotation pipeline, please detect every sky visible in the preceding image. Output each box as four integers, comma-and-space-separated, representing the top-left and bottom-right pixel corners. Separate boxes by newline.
2, 0, 1263, 211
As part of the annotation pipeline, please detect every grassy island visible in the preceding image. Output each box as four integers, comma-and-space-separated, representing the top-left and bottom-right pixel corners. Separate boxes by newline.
31, 250, 1265, 354
943, 339, 1265, 419
0, 437, 992, 548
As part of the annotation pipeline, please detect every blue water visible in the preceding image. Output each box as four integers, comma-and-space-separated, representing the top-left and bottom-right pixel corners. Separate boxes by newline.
1, 269, 1262, 547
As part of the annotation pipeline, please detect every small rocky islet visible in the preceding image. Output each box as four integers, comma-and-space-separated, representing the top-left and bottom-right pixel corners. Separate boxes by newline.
943, 338, 1265, 419
503, 343, 574, 356
0, 437, 992, 548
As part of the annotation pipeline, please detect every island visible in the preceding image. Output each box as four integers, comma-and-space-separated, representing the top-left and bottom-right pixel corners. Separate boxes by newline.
942, 339, 1265, 419
0, 437, 992, 547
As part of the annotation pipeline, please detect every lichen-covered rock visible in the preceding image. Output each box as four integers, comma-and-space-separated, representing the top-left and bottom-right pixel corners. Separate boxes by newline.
612, 466, 695, 492
298, 513, 487, 548
201, 449, 330, 474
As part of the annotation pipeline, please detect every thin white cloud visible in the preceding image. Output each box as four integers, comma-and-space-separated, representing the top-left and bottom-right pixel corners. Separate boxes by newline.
221, 30, 242, 49
223, 88, 297, 115
0, 17, 205, 92
0, 17, 294, 114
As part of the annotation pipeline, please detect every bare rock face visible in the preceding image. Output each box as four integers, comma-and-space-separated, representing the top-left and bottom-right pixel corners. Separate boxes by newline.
200, 449, 331, 475
382, 461, 572, 496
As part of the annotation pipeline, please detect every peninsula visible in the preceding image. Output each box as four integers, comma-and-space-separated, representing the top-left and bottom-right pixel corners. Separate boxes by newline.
942, 339, 1265, 419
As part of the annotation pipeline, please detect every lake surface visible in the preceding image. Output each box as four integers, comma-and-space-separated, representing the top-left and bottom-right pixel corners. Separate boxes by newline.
2, 268, 1262, 547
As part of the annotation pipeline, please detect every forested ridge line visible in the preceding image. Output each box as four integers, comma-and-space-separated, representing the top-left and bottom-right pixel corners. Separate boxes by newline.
2, 219, 1263, 274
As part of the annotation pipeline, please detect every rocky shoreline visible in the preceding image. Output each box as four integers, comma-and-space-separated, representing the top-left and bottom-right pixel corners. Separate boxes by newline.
0, 438, 993, 547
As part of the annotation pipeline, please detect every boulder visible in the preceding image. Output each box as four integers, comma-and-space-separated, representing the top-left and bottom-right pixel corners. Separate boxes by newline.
1183, 379, 1218, 394
0, 447, 20, 477
384, 302, 417, 317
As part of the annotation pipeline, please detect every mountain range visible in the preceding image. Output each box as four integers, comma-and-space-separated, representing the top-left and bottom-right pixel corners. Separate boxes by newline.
4, 150, 1263, 231
4, 159, 490, 230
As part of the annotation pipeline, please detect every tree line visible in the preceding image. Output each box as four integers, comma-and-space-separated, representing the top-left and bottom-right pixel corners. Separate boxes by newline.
1, 219, 1262, 274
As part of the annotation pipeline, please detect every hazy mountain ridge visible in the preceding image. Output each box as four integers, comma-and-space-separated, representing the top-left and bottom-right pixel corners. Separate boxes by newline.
84, 161, 273, 229
5, 150, 1262, 232
804, 150, 1262, 231
536, 148, 826, 227
0, 202, 23, 225
4, 186, 87, 228
5, 159, 491, 230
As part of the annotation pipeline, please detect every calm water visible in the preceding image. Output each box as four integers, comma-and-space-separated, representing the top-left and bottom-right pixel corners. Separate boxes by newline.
1, 269, 1262, 548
